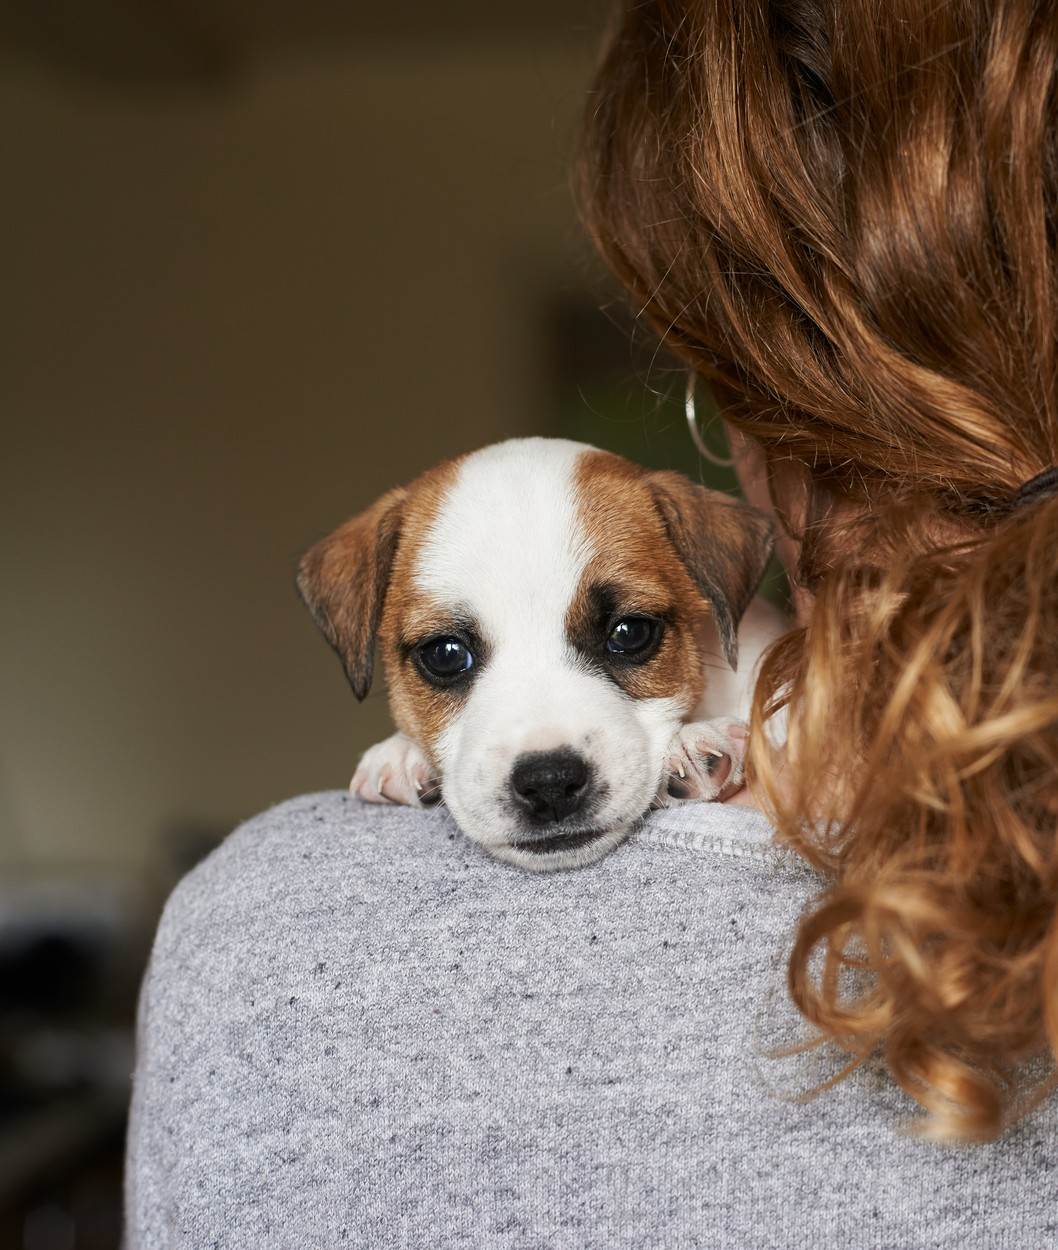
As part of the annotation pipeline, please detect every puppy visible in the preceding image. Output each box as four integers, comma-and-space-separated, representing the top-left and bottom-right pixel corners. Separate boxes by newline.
298, 438, 779, 870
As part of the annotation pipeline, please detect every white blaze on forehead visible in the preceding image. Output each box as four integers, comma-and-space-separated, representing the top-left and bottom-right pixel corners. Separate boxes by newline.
413, 438, 594, 645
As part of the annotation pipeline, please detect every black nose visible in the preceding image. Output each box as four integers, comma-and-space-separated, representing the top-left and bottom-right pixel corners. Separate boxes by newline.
509, 750, 591, 824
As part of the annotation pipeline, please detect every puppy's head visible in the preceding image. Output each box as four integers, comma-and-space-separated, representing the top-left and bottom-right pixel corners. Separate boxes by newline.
298, 439, 772, 869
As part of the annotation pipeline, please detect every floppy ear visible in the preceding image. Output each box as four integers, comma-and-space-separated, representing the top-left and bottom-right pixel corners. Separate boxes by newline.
647, 471, 774, 670
296, 487, 407, 700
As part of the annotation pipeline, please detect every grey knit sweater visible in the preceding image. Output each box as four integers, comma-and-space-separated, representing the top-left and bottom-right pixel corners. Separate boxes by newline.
125, 792, 1057, 1249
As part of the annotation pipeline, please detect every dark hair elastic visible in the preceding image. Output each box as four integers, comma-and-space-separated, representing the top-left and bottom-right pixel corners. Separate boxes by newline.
1012, 466, 1058, 512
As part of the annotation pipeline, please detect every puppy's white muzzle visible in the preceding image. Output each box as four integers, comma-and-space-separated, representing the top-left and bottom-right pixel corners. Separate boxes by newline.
436, 653, 683, 870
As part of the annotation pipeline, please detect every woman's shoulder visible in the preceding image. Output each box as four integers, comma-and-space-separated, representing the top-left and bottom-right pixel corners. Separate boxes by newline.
156, 790, 814, 957
128, 793, 1056, 1250
142, 790, 821, 1107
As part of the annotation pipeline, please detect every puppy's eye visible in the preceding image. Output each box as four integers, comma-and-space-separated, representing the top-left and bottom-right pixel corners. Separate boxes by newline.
416, 636, 475, 683
606, 616, 661, 658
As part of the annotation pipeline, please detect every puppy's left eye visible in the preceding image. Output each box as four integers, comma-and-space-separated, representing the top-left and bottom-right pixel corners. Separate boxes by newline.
415, 636, 475, 684
606, 616, 661, 658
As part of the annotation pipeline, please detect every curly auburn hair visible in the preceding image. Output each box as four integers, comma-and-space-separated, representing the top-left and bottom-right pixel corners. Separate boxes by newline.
579, 0, 1058, 1141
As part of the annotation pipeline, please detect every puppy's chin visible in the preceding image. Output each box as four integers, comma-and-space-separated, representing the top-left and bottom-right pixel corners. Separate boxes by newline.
475, 822, 637, 873
440, 726, 669, 872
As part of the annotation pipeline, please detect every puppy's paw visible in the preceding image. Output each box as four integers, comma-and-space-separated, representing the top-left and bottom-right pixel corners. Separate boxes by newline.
351, 733, 442, 808
657, 717, 748, 806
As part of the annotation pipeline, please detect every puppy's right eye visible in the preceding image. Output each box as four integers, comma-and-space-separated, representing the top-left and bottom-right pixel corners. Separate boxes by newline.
415, 636, 475, 685
606, 615, 662, 660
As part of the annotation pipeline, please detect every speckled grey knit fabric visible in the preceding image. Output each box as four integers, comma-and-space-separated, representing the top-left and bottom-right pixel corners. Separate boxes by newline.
125, 792, 1057, 1249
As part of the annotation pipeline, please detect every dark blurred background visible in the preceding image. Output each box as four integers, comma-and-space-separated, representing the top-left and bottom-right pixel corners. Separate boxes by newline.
0, 2, 742, 1245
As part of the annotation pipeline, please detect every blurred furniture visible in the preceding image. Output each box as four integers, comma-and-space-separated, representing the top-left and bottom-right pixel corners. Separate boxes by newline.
0, 881, 144, 1250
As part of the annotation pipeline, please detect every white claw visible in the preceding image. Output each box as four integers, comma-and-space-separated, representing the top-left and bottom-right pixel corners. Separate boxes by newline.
350, 733, 438, 809
661, 717, 749, 805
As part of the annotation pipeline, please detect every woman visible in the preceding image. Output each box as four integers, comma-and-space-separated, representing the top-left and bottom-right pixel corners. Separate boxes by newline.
126, 1, 1058, 1244
581, 0, 1058, 1146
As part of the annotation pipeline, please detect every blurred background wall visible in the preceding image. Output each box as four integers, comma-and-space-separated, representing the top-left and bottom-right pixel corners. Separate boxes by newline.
1, 8, 619, 884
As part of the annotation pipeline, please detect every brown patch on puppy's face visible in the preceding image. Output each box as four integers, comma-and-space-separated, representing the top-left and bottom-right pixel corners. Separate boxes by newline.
569, 452, 710, 714
570, 450, 774, 703
375, 458, 468, 767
